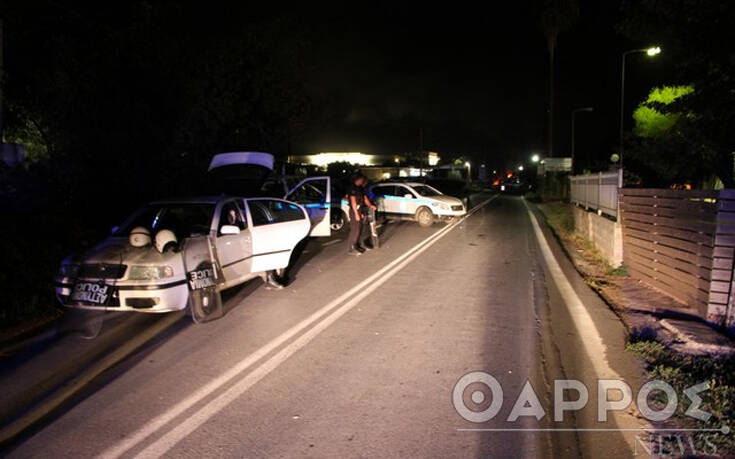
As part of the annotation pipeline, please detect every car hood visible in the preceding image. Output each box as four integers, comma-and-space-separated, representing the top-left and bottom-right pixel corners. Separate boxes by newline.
80, 238, 181, 265
425, 195, 464, 206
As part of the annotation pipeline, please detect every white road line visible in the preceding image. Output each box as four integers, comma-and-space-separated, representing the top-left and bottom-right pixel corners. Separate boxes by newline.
523, 199, 620, 380
101, 195, 497, 458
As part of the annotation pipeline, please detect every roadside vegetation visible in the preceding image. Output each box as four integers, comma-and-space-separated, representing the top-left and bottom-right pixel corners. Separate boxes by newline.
627, 339, 735, 454
537, 199, 735, 454
536, 201, 614, 275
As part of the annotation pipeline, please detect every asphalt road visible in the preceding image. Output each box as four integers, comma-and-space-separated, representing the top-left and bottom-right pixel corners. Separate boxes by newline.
3, 195, 646, 458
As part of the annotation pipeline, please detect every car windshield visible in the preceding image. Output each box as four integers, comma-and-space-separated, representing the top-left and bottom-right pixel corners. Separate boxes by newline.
115, 203, 215, 240
411, 185, 442, 197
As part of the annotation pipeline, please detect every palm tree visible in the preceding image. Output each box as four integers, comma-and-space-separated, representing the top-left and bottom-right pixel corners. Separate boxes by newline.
540, 0, 579, 157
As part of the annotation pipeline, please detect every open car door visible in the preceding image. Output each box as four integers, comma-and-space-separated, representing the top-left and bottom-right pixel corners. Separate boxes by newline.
285, 177, 331, 237
244, 198, 311, 273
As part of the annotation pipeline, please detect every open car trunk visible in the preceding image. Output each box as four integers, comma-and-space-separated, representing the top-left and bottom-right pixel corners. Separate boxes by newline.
207, 152, 331, 237
206, 152, 275, 197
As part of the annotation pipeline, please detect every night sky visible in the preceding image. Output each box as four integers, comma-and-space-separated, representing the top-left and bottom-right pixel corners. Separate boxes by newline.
288, 1, 672, 171
2, 1, 675, 173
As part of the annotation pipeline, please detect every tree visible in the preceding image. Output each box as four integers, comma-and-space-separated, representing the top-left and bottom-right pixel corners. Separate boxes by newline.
619, 0, 735, 187
633, 85, 693, 138
628, 84, 724, 187
539, 0, 579, 157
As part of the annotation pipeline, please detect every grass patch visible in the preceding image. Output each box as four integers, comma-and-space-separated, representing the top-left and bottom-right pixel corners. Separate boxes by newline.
608, 265, 629, 276
523, 191, 542, 203
540, 201, 575, 236
538, 202, 613, 273
627, 340, 735, 455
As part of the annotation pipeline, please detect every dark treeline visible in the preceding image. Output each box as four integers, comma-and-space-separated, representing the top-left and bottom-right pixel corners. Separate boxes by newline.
2, 2, 315, 213
0, 1, 319, 327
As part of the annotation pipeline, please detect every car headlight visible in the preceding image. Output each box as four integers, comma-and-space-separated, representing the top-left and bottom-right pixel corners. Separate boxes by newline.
59, 263, 79, 278
128, 265, 174, 280
432, 202, 450, 210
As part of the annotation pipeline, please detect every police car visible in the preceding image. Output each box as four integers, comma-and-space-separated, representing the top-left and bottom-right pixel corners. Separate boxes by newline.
55, 196, 312, 313
335, 182, 466, 228
56, 152, 332, 314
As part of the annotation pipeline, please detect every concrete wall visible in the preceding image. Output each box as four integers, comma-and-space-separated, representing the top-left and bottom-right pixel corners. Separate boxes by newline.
572, 205, 623, 267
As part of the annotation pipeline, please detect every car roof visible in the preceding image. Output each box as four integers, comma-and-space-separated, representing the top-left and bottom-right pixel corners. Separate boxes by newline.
373, 182, 426, 187
149, 196, 229, 205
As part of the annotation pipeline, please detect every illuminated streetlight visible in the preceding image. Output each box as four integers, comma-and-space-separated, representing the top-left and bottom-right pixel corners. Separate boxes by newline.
517, 165, 524, 171
465, 161, 471, 182
531, 154, 540, 163
620, 46, 661, 168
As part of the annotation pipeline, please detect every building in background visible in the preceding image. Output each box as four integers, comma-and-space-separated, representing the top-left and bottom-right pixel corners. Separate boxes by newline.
536, 157, 572, 175
288, 151, 442, 181
288, 152, 404, 167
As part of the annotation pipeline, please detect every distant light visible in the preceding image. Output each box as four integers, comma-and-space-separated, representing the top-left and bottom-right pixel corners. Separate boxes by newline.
610, 153, 620, 163
465, 161, 471, 167
307, 152, 373, 167
531, 154, 540, 163
646, 46, 661, 56
493, 170, 497, 174
382, 172, 391, 179
518, 165, 524, 171
394, 157, 400, 163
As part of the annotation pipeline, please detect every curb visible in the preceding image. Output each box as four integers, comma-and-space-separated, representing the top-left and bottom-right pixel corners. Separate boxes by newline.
532, 201, 734, 350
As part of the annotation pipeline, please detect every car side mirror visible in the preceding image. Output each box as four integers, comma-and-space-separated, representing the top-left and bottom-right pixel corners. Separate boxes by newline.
404, 193, 413, 199
220, 225, 240, 235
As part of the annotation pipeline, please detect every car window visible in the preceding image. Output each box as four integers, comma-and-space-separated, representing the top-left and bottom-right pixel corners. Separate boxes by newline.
289, 182, 326, 204
218, 201, 246, 235
115, 203, 215, 240
411, 185, 442, 197
395, 186, 413, 198
248, 199, 305, 226
372, 185, 395, 197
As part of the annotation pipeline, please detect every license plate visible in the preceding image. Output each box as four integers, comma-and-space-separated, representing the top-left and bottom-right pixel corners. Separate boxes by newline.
70, 282, 114, 306
187, 266, 218, 291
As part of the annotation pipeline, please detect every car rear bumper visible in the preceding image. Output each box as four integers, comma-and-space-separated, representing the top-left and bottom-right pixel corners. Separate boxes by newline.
56, 278, 189, 313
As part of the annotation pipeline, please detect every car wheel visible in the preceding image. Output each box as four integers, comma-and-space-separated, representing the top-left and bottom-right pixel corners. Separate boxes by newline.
330, 210, 347, 232
415, 207, 434, 227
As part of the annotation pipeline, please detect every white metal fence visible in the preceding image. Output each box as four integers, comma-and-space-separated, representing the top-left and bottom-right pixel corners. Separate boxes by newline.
569, 169, 623, 219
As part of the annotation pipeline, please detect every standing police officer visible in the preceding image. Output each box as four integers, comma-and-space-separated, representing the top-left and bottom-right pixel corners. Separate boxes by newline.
347, 173, 377, 255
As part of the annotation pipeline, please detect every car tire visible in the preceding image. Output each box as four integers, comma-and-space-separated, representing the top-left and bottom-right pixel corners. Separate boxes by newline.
415, 206, 434, 227
330, 209, 347, 232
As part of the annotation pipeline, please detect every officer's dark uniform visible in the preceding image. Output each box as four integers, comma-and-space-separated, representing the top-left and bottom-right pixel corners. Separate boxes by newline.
347, 182, 369, 252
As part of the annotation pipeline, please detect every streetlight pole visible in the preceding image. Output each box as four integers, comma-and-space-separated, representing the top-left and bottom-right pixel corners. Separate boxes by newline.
619, 46, 661, 169
571, 107, 593, 173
